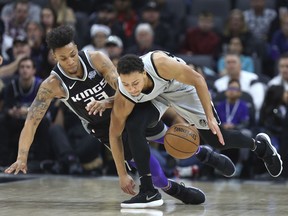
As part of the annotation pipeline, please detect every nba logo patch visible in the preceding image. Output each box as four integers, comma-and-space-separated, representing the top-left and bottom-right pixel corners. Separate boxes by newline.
199, 119, 207, 127
88, 71, 96, 80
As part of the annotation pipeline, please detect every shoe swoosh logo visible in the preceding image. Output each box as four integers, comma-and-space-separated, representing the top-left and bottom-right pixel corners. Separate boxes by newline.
69, 81, 77, 89
146, 193, 158, 201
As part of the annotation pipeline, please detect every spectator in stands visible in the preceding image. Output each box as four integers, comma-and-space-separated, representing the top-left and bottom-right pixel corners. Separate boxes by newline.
1, 0, 41, 31
43, 101, 103, 175
49, 0, 76, 27
0, 57, 51, 170
217, 37, 254, 74
270, 15, 288, 61
125, 23, 162, 55
243, 0, 277, 41
82, 24, 111, 55
268, 53, 288, 90
214, 53, 265, 115
0, 36, 31, 81
215, 79, 252, 177
26, 21, 49, 78
105, 35, 124, 66
180, 11, 220, 57
222, 9, 256, 55
259, 85, 288, 152
3, 0, 31, 39
40, 6, 58, 36
114, 0, 139, 47
141, 1, 175, 52
89, 3, 125, 46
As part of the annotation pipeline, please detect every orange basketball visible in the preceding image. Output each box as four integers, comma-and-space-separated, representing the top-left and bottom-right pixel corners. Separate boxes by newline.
164, 123, 200, 159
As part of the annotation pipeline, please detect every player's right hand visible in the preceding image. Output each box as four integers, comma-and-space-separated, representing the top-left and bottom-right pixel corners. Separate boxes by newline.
119, 174, 136, 196
4, 159, 28, 175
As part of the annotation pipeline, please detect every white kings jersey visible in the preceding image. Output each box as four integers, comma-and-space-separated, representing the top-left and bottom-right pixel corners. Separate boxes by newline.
118, 51, 218, 130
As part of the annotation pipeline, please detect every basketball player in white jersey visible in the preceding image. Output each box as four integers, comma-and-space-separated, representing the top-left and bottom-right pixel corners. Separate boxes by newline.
4, 25, 228, 208
109, 51, 283, 207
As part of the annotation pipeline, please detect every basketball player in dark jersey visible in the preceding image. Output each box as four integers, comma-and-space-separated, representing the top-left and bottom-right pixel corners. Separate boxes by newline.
109, 52, 283, 207
3, 25, 207, 208
4, 25, 236, 208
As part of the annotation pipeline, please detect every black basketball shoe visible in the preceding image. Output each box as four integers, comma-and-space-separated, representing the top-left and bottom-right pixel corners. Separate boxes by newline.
200, 146, 236, 177
121, 187, 163, 208
255, 133, 283, 177
163, 180, 205, 204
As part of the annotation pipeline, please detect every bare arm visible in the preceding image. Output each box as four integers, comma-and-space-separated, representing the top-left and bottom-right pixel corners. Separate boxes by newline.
5, 75, 65, 174
84, 51, 119, 115
109, 90, 136, 195
89, 51, 119, 90
154, 52, 224, 144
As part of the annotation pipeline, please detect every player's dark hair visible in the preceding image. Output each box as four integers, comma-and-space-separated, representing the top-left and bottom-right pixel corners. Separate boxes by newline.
117, 54, 144, 75
46, 25, 75, 50
228, 79, 241, 87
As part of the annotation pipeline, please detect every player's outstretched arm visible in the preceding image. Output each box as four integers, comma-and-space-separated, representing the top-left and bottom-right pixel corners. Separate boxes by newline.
5, 76, 64, 174
154, 52, 224, 145
109, 90, 136, 195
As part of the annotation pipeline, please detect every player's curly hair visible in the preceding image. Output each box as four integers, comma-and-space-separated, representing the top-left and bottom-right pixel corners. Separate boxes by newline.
46, 25, 75, 50
117, 54, 144, 75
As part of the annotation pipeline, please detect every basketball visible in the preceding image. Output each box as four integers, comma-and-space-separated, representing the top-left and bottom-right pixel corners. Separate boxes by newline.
164, 123, 200, 159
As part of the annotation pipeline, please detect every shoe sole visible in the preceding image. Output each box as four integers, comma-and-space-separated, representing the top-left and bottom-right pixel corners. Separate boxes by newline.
120, 208, 163, 216
257, 133, 283, 177
121, 199, 164, 208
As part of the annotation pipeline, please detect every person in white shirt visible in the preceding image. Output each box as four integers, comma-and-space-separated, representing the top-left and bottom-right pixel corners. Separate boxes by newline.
214, 53, 265, 114
268, 53, 288, 91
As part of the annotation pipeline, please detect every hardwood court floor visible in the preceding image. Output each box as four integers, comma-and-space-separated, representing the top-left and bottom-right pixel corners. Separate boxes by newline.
0, 173, 287, 216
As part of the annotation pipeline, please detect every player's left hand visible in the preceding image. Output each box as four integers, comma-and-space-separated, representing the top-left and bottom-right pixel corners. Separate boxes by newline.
207, 118, 225, 145
86, 100, 108, 116
119, 174, 136, 195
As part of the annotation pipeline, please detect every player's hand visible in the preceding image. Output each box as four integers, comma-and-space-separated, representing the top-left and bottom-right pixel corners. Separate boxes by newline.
207, 118, 225, 145
119, 174, 136, 195
86, 100, 108, 116
4, 159, 28, 175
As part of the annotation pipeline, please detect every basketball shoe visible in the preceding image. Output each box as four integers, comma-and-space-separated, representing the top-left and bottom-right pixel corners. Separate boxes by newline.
163, 180, 205, 204
121, 187, 163, 208
199, 146, 236, 177
254, 133, 283, 177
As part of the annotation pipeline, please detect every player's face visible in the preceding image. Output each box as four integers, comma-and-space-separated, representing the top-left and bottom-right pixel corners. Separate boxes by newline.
120, 71, 146, 96
53, 43, 79, 75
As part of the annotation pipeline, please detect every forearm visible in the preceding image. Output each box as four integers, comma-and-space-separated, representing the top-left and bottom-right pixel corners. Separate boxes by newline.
0, 61, 18, 78
195, 76, 214, 120
110, 135, 127, 177
17, 123, 37, 161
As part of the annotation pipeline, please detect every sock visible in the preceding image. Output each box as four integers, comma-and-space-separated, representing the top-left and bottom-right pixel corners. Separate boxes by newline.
194, 146, 207, 162
129, 154, 169, 189
163, 180, 178, 195
139, 175, 154, 192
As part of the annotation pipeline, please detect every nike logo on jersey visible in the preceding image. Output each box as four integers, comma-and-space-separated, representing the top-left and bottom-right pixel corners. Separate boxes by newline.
146, 193, 158, 201
69, 81, 77, 89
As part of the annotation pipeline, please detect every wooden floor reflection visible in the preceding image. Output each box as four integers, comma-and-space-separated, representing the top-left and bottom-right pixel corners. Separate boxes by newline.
0, 174, 287, 216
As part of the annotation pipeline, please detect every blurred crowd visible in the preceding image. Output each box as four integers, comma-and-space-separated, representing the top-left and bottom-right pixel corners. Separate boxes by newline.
0, 0, 288, 180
